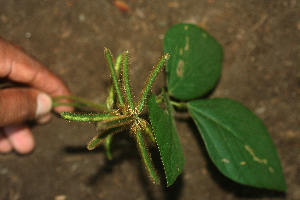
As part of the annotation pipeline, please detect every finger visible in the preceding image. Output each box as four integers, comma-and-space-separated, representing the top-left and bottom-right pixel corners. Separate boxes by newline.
3, 124, 35, 154
0, 38, 73, 112
0, 88, 52, 127
0, 130, 13, 154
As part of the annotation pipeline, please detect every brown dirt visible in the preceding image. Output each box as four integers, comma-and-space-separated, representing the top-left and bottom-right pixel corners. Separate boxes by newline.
0, 1, 299, 199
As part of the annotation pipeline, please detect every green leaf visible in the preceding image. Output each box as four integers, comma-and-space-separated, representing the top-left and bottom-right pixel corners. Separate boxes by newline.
187, 98, 287, 192
148, 92, 185, 186
163, 23, 223, 101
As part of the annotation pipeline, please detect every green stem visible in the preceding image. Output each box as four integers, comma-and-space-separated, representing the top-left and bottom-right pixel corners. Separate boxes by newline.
105, 135, 113, 160
0, 82, 14, 89
87, 126, 124, 150
155, 96, 187, 110
52, 95, 107, 111
170, 101, 187, 110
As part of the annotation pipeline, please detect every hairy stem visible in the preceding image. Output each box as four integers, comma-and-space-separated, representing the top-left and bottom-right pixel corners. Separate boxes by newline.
156, 95, 188, 110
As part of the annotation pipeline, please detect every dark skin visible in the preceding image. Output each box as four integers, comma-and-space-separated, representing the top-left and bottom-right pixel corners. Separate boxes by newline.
0, 37, 74, 154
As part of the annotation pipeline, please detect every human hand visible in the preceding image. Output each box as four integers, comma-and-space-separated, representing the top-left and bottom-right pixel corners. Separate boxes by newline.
0, 37, 74, 154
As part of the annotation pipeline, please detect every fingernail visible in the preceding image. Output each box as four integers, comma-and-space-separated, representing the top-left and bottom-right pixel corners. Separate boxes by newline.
35, 92, 52, 118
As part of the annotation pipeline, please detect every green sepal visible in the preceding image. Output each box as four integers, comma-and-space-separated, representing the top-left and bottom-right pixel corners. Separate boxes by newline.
137, 54, 170, 113
138, 117, 156, 146
134, 123, 160, 184
61, 112, 118, 122
97, 114, 134, 130
115, 53, 123, 77
88, 126, 124, 150
121, 51, 135, 110
104, 48, 124, 106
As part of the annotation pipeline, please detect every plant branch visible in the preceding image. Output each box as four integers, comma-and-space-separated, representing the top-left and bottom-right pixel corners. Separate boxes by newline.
155, 95, 187, 110
52, 95, 108, 111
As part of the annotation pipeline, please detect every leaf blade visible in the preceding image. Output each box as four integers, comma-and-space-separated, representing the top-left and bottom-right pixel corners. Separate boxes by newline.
187, 98, 287, 192
148, 92, 185, 186
163, 23, 223, 100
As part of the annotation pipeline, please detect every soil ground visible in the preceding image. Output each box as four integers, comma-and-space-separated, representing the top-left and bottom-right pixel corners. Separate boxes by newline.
0, 1, 299, 199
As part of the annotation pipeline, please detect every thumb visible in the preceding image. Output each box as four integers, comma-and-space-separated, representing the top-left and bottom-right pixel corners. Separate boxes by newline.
0, 88, 52, 127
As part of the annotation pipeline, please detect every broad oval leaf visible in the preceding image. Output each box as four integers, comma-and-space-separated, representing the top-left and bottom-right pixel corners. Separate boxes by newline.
187, 98, 287, 192
148, 92, 185, 186
163, 23, 223, 101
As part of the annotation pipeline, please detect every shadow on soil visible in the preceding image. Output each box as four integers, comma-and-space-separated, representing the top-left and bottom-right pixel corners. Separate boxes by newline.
63, 132, 184, 200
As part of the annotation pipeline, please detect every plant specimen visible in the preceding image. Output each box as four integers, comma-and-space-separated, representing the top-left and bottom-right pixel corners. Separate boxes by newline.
59, 48, 169, 184
53, 23, 287, 192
